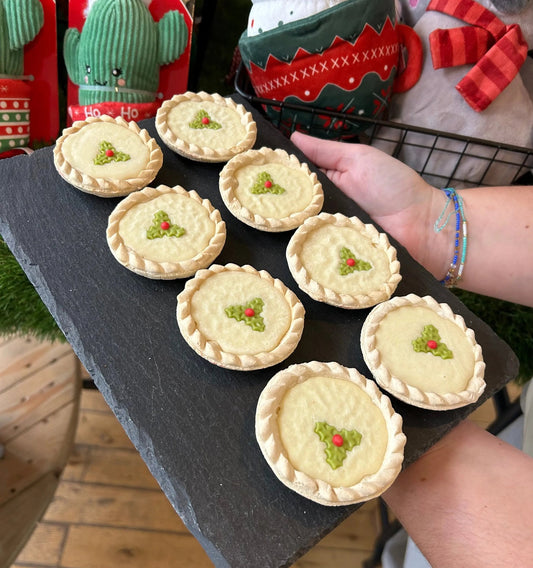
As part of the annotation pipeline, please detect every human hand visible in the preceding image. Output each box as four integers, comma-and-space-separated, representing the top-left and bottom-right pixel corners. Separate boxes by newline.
290, 131, 447, 278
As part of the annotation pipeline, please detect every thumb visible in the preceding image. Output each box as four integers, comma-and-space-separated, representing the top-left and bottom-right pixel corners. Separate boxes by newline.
290, 131, 348, 171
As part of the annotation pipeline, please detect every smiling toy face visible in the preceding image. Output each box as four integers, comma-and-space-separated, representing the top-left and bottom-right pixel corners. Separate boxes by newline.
64, 0, 188, 106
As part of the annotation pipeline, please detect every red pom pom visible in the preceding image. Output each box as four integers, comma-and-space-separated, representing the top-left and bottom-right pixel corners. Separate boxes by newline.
201, 116, 210, 125
244, 308, 255, 317
346, 258, 355, 266
105, 149, 114, 157
427, 340, 438, 349
160, 221, 170, 230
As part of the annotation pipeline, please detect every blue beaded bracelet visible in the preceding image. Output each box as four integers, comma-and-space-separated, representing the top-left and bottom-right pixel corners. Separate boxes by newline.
434, 188, 467, 287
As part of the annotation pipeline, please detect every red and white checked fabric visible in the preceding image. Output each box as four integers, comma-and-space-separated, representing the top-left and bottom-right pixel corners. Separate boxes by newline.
427, 0, 528, 111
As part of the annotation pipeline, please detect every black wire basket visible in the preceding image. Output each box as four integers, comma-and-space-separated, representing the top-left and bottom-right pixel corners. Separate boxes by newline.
235, 62, 533, 188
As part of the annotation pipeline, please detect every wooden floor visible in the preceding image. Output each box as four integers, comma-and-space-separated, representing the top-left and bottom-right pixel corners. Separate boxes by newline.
7, 339, 512, 568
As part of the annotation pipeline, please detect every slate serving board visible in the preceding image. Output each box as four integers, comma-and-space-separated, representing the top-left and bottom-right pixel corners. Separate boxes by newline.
0, 95, 518, 567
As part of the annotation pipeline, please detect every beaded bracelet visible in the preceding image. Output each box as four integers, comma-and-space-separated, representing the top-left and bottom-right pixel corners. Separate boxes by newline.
433, 188, 467, 288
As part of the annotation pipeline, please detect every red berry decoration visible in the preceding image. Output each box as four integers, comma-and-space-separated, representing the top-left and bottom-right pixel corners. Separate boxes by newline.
201, 116, 210, 125
264, 180, 272, 189
244, 308, 255, 317
105, 149, 114, 157
346, 258, 355, 267
160, 221, 170, 230
332, 434, 344, 447
427, 340, 438, 350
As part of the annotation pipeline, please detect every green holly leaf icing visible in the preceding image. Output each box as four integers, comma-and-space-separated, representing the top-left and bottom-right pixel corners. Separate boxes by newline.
314, 421, 362, 470
146, 210, 186, 240
338, 246, 372, 275
412, 324, 453, 359
93, 141, 131, 165
225, 297, 265, 332
250, 171, 286, 195
189, 109, 222, 130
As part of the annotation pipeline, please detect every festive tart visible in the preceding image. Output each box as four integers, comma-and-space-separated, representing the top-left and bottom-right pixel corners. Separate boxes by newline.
286, 212, 401, 308
255, 361, 406, 506
106, 184, 226, 279
53, 115, 163, 197
361, 294, 486, 410
218, 147, 324, 232
155, 91, 257, 162
176, 263, 305, 370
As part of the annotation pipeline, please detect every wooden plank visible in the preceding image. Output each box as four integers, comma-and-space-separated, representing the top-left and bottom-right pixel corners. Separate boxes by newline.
80, 387, 114, 413
0, 351, 79, 443
78, 446, 160, 490
0, 338, 72, 393
294, 545, 371, 568
61, 525, 212, 568
0, 473, 60, 568
316, 500, 379, 553
74, 409, 134, 450
43, 481, 186, 533
0, 401, 78, 505
13, 522, 67, 566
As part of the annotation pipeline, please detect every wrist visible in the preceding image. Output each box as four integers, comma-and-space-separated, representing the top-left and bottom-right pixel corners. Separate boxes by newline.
411, 187, 457, 280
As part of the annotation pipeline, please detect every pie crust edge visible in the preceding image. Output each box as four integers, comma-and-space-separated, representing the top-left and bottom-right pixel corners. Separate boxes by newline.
155, 91, 258, 163
176, 263, 306, 370
286, 212, 402, 308
255, 360, 406, 506
218, 146, 324, 232
360, 294, 487, 410
53, 114, 163, 197
106, 184, 227, 279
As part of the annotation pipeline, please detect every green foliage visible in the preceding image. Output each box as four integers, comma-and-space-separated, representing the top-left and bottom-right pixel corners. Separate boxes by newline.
453, 288, 533, 384
0, 237, 64, 342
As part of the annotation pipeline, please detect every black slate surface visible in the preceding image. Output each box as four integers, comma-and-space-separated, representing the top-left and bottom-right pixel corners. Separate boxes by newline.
0, 96, 519, 567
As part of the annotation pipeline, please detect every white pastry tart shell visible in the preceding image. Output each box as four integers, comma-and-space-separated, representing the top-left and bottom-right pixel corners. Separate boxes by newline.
219, 147, 324, 232
106, 185, 226, 279
176, 263, 305, 370
53, 115, 163, 197
361, 294, 486, 410
256, 361, 406, 506
286, 212, 401, 308
155, 91, 257, 163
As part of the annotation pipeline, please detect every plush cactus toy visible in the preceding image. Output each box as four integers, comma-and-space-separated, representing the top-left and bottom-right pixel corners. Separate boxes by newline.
0, 0, 44, 154
64, 0, 189, 121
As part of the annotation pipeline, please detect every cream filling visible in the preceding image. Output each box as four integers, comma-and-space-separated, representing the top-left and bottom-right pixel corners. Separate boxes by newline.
299, 225, 391, 294
233, 163, 314, 219
277, 376, 388, 487
61, 122, 150, 180
190, 271, 292, 355
118, 194, 216, 263
166, 101, 246, 150
375, 306, 475, 394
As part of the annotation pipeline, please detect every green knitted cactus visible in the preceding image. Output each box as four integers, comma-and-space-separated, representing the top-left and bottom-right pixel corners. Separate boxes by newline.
63, 0, 188, 105
0, 0, 44, 76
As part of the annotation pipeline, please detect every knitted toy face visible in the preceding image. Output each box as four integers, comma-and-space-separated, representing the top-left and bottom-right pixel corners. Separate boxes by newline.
64, 0, 188, 105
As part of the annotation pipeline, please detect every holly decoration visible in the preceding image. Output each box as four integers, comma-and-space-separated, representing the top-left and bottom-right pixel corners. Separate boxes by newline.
314, 421, 362, 470
250, 172, 286, 195
412, 324, 453, 359
93, 140, 131, 165
338, 246, 371, 275
146, 210, 185, 240
189, 109, 221, 130
225, 297, 265, 332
